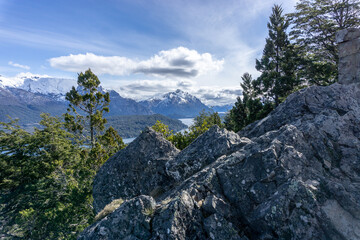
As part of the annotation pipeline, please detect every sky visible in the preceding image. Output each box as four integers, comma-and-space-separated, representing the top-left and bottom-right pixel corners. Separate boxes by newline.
0, 0, 298, 105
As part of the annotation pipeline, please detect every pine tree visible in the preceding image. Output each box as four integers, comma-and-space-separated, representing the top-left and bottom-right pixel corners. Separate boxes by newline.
224, 96, 247, 132
224, 73, 273, 132
289, 0, 360, 85
65, 69, 110, 148
256, 4, 300, 106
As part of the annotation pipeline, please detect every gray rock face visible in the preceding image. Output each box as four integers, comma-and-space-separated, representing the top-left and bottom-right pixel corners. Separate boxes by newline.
166, 125, 246, 182
78, 195, 156, 240
92, 127, 180, 213
83, 82, 360, 239
336, 28, 360, 84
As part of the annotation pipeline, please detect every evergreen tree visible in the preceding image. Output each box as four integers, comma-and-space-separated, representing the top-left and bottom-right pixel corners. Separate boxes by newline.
64, 69, 125, 171
289, 0, 360, 85
256, 4, 300, 106
65, 69, 110, 148
0, 114, 94, 239
224, 73, 273, 132
224, 96, 246, 132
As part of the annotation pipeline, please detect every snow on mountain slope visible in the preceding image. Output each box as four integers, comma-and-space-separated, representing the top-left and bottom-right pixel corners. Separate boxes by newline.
0, 73, 76, 100
140, 89, 210, 118
145, 89, 200, 106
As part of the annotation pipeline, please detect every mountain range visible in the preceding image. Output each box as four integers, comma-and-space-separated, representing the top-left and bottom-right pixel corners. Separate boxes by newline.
0, 74, 234, 127
139, 89, 210, 118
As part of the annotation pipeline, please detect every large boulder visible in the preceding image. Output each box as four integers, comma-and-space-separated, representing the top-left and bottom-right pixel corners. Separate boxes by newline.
166, 125, 247, 182
92, 127, 180, 213
82, 82, 360, 239
336, 28, 360, 85
78, 195, 156, 240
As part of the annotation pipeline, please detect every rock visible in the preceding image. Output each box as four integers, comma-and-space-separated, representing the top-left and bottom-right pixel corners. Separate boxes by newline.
166, 125, 246, 181
81, 77, 360, 239
204, 214, 242, 240
151, 191, 205, 240
92, 127, 179, 213
202, 194, 231, 218
336, 28, 360, 84
336, 28, 360, 43
78, 195, 156, 240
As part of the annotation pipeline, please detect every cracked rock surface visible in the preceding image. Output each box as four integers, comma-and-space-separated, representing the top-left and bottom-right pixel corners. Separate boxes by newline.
82, 83, 360, 240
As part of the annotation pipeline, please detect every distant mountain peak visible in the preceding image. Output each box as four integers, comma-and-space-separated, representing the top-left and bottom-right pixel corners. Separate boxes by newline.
140, 89, 209, 118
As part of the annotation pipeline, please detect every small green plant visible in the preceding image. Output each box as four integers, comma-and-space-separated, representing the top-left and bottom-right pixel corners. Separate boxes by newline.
94, 198, 124, 222
143, 207, 155, 216
152, 110, 222, 150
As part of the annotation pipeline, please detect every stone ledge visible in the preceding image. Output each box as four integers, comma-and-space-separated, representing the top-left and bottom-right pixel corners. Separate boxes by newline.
336, 28, 360, 43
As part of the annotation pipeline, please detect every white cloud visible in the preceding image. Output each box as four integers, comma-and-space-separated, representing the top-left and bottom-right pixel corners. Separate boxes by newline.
8, 61, 30, 70
112, 79, 196, 100
194, 87, 242, 106
49, 47, 224, 78
49, 53, 136, 75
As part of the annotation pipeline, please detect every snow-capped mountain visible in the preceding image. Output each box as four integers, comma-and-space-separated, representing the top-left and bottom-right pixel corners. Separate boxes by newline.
0, 74, 226, 127
139, 89, 210, 118
0, 74, 154, 127
0, 73, 76, 100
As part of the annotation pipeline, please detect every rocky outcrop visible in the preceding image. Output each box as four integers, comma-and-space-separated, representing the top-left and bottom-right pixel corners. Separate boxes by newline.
166, 125, 247, 182
78, 195, 156, 239
82, 81, 360, 239
92, 127, 179, 213
336, 28, 360, 84
82, 30, 360, 239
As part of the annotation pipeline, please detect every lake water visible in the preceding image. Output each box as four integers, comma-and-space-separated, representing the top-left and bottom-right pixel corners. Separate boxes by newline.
178, 118, 194, 127
123, 137, 136, 144
122, 118, 194, 144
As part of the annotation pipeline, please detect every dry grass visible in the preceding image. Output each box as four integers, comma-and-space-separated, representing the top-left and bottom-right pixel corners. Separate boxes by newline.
94, 198, 124, 222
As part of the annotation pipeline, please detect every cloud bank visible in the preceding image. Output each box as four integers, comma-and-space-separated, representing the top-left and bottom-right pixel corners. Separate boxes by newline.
8, 61, 30, 70
49, 47, 224, 78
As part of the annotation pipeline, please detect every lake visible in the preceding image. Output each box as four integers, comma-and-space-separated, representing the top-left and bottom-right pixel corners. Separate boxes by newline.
178, 118, 194, 127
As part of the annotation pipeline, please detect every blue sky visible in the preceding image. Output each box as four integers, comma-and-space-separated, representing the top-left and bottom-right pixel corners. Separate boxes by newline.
0, 0, 298, 105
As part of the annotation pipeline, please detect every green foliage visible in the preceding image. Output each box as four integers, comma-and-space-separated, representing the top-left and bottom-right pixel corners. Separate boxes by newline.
64, 69, 125, 170
0, 114, 94, 239
192, 110, 223, 129
65, 68, 110, 148
106, 114, 187, 138
99, 126, 126, 157
288, 0, 360, 85
152, 120, 174, 139
152, 111, 222, 150
224, 73, 274, 132
255, 4, 301, 106
0, 71, 126, 239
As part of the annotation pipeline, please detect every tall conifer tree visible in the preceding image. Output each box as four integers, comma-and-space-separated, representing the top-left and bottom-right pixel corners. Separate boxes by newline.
256, 4, 299, 106
64, 69, 110, 148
